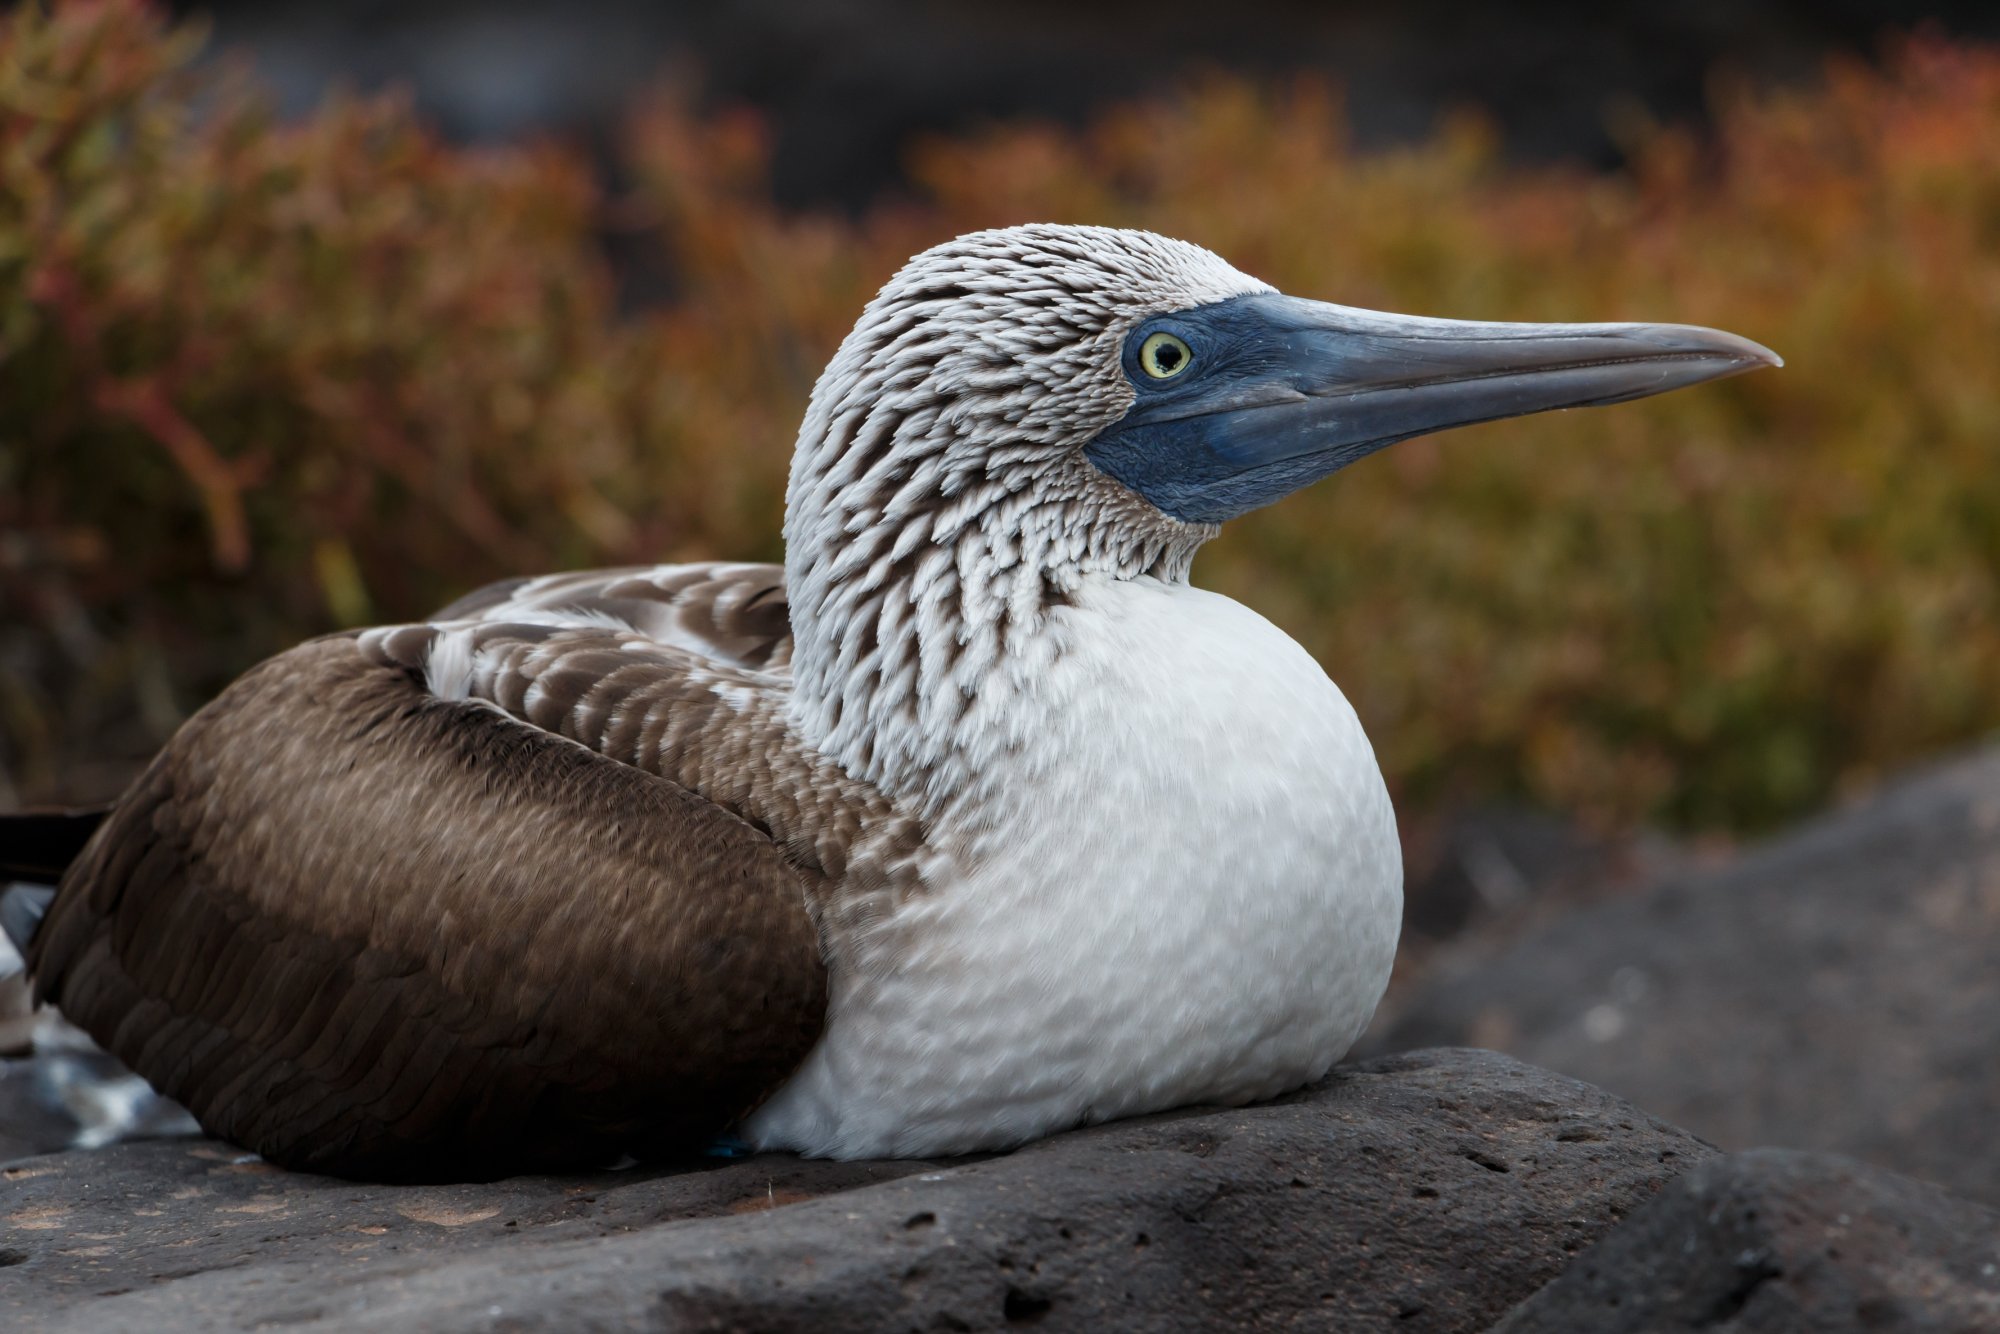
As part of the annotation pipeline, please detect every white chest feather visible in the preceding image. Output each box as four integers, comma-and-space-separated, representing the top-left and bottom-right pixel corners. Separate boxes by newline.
745, 576, 1402, 1158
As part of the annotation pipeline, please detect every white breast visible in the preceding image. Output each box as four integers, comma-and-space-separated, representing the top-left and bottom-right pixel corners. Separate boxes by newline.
744, 575, 1402, 1158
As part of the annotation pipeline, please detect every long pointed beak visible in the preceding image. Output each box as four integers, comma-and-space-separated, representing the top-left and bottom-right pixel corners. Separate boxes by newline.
1085, 293, 1781, 524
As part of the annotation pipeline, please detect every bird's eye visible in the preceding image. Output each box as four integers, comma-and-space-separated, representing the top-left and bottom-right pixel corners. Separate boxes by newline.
1138, 331, 1193, 380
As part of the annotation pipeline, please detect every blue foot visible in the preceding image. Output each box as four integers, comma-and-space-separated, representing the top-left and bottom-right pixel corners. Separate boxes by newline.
703, 1132, 755, 1160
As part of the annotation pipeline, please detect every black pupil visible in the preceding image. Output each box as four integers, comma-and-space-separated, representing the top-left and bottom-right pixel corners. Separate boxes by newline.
1153, 340, 1184, 372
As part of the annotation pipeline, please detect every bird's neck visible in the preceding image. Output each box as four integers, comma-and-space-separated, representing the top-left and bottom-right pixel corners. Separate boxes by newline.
783, 476, 1205, 816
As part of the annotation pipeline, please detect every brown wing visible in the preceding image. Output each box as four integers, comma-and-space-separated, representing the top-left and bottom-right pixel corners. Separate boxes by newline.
28, 634, 827, 1182
356, 619, 925, 896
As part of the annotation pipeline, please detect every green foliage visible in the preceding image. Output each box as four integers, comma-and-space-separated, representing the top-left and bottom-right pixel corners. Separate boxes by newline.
4, 1, 1998, 831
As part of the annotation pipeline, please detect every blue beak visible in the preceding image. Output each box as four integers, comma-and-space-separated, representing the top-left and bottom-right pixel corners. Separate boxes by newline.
1085, 292, 1781, 524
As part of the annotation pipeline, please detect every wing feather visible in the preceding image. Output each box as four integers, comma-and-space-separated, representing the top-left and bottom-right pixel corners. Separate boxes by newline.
358, 616, 926, 894
435, 563, 794, 672
31, 633, 828, 1181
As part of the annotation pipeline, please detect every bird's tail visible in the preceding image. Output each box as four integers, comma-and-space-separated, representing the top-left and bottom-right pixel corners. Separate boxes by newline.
1, 808, 107, 958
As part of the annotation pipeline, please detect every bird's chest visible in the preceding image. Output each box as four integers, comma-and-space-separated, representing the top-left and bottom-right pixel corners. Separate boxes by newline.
749, 578, 1402, 1157
935, 582, 1401, 1094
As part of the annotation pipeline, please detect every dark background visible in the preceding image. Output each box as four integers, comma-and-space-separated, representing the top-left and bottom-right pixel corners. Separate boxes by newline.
173, 0, 2000, 209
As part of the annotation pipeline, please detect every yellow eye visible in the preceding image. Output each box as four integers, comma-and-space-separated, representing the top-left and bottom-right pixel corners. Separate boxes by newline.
1139, 331, 1193, 380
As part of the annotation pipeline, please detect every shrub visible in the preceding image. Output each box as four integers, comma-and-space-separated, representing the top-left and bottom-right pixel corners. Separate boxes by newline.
4, 0, 1997, 833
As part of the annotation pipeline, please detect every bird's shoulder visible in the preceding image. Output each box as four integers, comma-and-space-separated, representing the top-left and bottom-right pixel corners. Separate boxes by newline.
361, 563, 919, 888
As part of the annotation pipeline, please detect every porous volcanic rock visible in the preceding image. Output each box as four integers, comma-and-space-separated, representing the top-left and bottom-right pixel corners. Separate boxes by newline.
1, 1048, 1711, 1332
1493, 1148, 2000, 1332
1377, 747, 2000, 1205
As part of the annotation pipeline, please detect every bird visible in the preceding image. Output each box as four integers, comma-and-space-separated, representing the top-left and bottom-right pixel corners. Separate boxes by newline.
0, 224, 1778, 1181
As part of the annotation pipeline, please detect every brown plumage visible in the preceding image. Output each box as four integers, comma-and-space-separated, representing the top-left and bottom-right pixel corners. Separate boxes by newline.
27, 629, 828, 1181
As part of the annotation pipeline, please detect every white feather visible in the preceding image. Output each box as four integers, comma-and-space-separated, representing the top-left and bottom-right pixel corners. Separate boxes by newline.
421, 625, 479, 702
745, 573, 1401, 1157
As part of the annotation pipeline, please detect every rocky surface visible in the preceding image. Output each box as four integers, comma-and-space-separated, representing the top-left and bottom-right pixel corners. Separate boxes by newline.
13, 752, 1997, 1328
1376, 748, 2000, 1206
1494, 1149, 2000, 1332
1, 1048, 1711, 1332
1396, 804, 1681, 947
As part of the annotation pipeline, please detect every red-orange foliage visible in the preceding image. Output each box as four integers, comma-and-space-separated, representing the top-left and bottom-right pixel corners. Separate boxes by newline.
4, 1, 1998, 832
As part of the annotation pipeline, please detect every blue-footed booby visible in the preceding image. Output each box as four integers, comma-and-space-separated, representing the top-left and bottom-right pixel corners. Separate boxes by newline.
0, 225, 1777, 1180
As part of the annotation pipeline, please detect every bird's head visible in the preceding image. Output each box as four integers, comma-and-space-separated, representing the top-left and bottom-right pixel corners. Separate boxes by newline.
782, 224, 1776, 792
787, 222, 1775, 594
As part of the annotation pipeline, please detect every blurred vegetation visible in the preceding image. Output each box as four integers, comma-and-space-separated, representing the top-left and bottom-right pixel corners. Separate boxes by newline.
3, 0, 1997, 831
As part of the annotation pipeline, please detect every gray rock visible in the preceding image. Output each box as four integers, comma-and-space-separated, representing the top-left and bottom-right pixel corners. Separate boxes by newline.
1376, 748, 2000, 1205
1398, 804, 1677, 945
1, 1048, 1711, 1332
1493, 1148, 2000, 1333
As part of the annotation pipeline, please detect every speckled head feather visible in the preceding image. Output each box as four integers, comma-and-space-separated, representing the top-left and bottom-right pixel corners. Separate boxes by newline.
783, 225, 1272, 803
